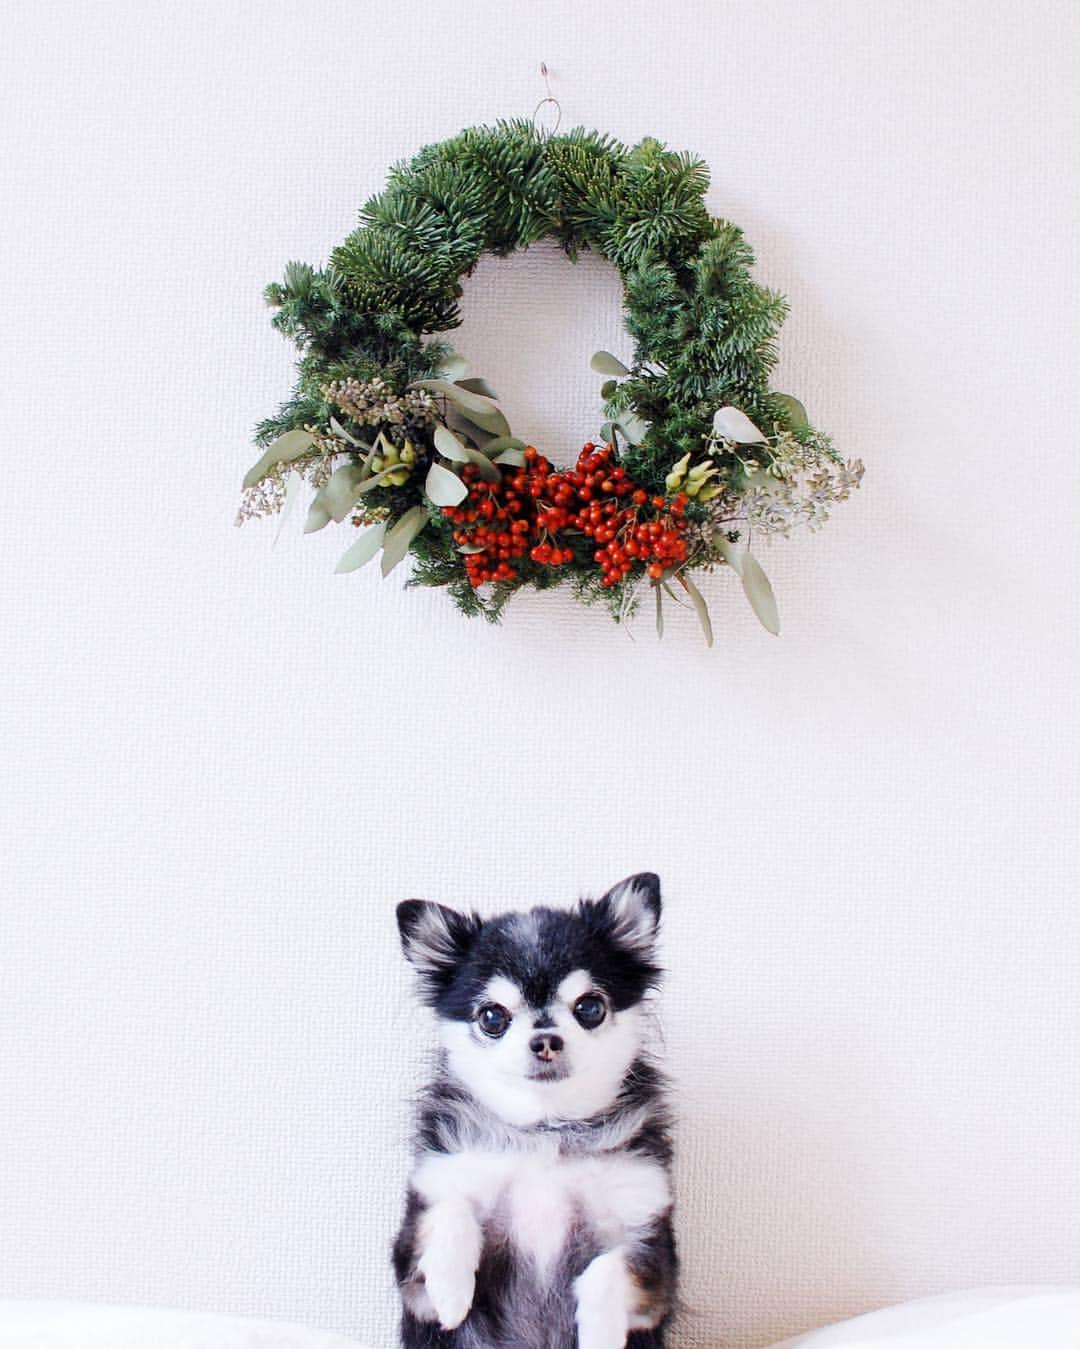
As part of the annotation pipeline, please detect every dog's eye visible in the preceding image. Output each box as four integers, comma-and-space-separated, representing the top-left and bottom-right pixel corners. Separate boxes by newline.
573, 994, 606, 1029
477, 1003, 512, 1038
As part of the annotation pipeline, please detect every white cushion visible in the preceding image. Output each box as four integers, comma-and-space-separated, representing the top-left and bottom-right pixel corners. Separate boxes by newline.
0, 1302, 363, 1349
769, 1286, 1080, 1347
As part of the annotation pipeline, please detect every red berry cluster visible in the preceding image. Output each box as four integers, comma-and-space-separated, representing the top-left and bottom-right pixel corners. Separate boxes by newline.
441, 463, 534, 587
442, 443, 689, 589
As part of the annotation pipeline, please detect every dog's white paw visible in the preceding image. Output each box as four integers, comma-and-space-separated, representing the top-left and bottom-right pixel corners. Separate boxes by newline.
417, 1199, 481, 1331
418, 1251, 475, 1330
574, 1249, 632, 1349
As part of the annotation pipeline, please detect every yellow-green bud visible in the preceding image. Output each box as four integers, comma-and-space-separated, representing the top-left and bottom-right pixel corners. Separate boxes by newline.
684, 460, 719, 498
664, 452, 691, 493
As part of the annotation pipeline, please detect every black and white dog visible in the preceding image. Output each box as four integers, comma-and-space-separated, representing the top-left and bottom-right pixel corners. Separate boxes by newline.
393, 873, 677, 1349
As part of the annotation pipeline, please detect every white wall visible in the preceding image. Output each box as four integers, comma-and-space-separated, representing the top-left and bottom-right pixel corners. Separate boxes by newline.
1, 1, 1078, 1345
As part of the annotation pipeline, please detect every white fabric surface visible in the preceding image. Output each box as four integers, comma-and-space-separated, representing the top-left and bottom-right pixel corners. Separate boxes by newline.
0, 1303, 362, 1349
2, 2, 1079, 1348
769, 1287, 1080, 1348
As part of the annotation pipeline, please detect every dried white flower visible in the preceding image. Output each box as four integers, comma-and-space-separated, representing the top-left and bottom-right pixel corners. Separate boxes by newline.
322, 377, 438, 430
707, 429, 864, 537
234, 437, 336, 526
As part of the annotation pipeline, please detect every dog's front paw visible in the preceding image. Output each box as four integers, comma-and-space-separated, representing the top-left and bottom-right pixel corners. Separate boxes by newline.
417, 1199, 482, 1331
574, 1249, 632, 1349
418, 1249, 475, 1330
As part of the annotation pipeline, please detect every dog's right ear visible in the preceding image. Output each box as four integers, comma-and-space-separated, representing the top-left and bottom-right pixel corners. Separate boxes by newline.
396, 900, 480, 1000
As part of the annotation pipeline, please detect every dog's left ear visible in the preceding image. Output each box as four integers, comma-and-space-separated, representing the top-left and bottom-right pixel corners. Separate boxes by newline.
595, 872, 662, 957
396, 899, 481, 1002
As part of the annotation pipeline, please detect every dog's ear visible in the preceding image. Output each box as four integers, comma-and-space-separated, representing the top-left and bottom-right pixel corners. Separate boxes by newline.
594, 872, 662, 958
396, 900, 481, 1000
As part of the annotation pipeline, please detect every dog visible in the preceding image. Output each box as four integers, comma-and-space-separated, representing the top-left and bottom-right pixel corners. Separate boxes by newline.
392, 873, 677, 1348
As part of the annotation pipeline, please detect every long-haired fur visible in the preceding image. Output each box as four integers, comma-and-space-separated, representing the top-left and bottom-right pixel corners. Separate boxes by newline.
392, 875, 678, 1349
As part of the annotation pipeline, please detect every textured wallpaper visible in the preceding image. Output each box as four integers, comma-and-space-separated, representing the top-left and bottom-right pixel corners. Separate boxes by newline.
1, 1, 1078, 1346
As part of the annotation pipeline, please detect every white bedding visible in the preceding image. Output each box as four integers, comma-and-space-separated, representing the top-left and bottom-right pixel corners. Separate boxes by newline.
4, 1289, 1080, 1348
0, 1303, 362, 1348
770, 1285, 1080, 1347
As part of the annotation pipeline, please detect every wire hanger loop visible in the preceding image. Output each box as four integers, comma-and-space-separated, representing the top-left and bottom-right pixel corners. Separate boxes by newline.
532, 62, 562, 134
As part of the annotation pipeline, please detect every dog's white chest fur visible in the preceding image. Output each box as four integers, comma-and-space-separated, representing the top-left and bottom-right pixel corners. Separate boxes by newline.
413, 1143, 670, 1279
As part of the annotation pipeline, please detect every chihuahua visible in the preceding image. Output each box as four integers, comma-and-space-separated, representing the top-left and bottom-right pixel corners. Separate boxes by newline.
393, 873, 676, 1348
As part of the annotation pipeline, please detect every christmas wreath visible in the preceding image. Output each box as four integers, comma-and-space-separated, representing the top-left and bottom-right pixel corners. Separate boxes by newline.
238, 121, 862, 641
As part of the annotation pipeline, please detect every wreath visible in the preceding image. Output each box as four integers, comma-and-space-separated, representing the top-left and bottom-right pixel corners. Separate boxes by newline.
238, 121, 862, 642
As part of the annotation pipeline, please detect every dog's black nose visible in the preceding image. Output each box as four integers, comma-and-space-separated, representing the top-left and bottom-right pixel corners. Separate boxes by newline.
529, 1033, 564, 1061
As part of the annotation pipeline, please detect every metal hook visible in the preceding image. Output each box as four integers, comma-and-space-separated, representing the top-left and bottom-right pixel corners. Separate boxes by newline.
532, 62, 562, 134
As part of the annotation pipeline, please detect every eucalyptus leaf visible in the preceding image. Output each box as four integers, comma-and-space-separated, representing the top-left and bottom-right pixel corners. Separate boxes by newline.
661, 580, 688, 609
434, 425, 469, 463
774, 393, 809, 431
317, 463, 368, 523
304, 499, 332, 535
480, 437, 526, 456
446, 410, 497, 449
272, 471, 303, 547
334, 521, 387, 574
591, 351, 630, 377
455, 376, 498, 400
242, 428, 315, 490
493, 448, 526, 466
306, 461, 411, 532
456, 543, 487, 555
380, 506, 428, 577
712, 530, 744, 576
329, 417, 362, 447
678, 573, 714, 648
613, 412, 650, 446
741, 553, 781, 635
466, 403, 511, 437
600, 379, 618, 401
464, 447, 501, 483
438, 353, 469, 381
712, 406, 765, 444
424, 461, 468, 507
411, 379, 510, 436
